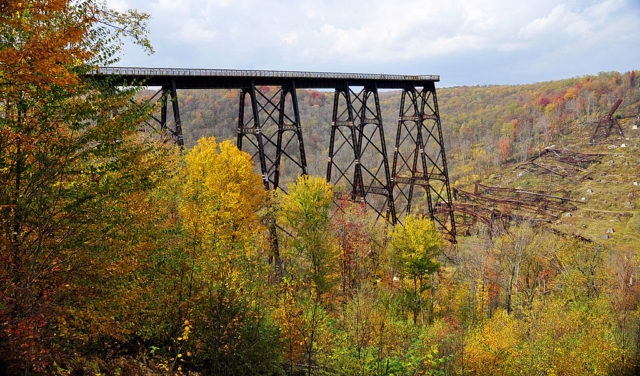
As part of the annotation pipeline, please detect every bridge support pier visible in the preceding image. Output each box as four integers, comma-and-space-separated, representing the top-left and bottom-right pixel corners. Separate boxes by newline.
237, 81, 307, 190
327, 86, 396, 224
142, 80, 184, 146
391, 86, 456, 242
236, 81, 308, 273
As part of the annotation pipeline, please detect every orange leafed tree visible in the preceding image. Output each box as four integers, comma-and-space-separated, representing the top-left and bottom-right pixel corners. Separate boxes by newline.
498, 136, 513, 162
0, 0, 153, 373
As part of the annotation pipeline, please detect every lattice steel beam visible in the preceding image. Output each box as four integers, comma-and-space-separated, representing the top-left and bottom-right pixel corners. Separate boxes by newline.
139, 79, 184, 146
236, 81, 308, 275
236, 81, 307, 190
327, 87, 362, 200
391, 87, 456, 242
326, 86, 396, 224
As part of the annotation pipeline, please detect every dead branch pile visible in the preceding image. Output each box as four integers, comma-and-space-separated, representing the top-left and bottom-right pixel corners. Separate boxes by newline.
516, 147, 604, 178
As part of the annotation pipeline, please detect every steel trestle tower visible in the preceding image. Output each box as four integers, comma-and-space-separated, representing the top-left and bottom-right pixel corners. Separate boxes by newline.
92, 67, 456, 243
391, 86, 456, 242
326, 86, 396, 224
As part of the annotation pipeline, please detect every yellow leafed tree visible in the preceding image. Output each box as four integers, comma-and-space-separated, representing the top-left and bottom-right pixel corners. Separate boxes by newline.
389, 215, 444, 325
180, 137, 265, 253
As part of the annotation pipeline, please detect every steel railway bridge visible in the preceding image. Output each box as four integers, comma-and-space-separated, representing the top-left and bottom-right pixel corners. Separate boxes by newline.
92, 67, 457, 243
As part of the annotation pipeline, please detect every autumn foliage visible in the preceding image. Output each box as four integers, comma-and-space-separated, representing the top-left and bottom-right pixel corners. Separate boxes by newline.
0, 0, 155, 373
2, 1, 640, 375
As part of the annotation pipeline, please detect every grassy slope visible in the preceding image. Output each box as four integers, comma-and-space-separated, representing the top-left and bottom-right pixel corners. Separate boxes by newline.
476, 120, 639, 250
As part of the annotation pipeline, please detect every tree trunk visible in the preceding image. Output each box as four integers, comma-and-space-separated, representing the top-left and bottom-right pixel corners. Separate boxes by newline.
506, 265, 515, 315
429, 274, 435, 325
413, 278, 418, 325
513, 260, 521, 315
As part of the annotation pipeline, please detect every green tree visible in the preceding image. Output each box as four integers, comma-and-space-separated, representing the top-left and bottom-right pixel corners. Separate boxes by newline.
279, 175, 336, 298
389, 215, 444, 325
278, 175, 336, 376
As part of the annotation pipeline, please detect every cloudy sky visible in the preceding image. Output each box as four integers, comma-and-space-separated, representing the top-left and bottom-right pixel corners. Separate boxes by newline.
110, 0, 640, 86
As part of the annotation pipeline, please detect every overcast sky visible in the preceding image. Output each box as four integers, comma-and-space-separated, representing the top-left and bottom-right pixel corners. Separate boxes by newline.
110, 0, 640, 87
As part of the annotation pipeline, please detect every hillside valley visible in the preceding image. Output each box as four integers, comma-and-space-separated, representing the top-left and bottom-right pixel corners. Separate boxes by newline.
169, 71, 639, 183
164, 70, 640, 247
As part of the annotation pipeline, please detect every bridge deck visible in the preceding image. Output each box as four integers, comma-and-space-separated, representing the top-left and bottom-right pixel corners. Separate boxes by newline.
90, 67, 439, 89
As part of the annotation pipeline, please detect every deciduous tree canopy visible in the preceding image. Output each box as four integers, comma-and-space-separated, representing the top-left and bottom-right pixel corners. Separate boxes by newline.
1, 1, 639, 375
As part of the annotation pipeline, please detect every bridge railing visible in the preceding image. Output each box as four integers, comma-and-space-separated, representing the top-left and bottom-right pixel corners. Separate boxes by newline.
93, 66, 439, 82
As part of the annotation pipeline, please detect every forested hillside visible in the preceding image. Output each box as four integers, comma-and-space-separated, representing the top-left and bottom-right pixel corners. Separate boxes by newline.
2, 1, 640, 376
170, 71, 639, 187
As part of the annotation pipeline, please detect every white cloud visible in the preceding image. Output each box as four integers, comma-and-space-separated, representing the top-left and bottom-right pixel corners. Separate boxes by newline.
270, 0, 547, 62
173, 18, 218, 43
108, 0, 130, 12
110, 0, 640, 85
518, 5, 568, 38
155, 0, 182, 11
279, 31, 298, 45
